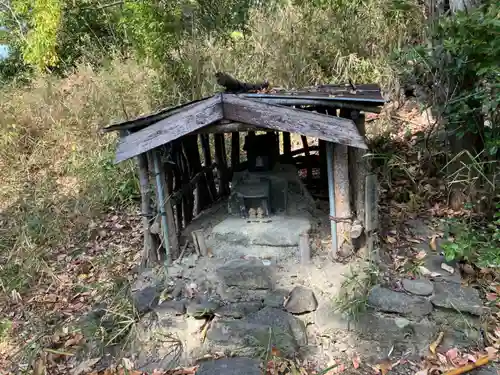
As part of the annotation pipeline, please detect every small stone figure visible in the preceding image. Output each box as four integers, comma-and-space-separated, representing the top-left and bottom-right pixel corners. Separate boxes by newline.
256, 206, 264, 219
248, 208, 257, 219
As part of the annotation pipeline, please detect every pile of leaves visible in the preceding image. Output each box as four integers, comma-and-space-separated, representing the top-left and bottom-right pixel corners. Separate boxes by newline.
0, 210, 144, 375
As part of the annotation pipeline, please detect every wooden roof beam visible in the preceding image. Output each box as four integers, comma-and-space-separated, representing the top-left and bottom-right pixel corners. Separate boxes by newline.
115, 94, 223, 163
221, 94, 367, 150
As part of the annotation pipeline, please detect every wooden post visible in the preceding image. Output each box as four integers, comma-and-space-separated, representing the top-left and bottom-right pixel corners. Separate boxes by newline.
200, 134, 218, 202
231, 132, 240, 173
336, 109, 353, 257
282, 132, 291, 163
183, 135, 209, 216
137, 152, 160, 267
172, 141, 184, 233
319, 139, 327, 187
164, 163, 180, 259
346, 110, 369, 256
191, 229, 208, 257
299, 232, 311, 264
180, 139, 193, 226
214, 133, 230, 196
152, 149, 171, 266
301, 136, 312, 184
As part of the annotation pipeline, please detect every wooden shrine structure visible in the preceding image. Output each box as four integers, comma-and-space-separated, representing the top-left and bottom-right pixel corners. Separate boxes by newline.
103, 83, 385, 265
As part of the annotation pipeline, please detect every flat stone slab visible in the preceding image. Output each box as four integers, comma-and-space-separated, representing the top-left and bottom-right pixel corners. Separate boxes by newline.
354, 312, 436, 357
211, 216, 311, 247
246, 307, 307, 347
284, 285, 318, 314
431, 282, 484, 316
423, 255, 462, 284
215, 302, 263, 319
263, 290, 288, 309
197, 358, 261, 375
402, 278, 434, 296
367, 285, 433, 317
217, 259, 273, 290
205, 319, 298, 357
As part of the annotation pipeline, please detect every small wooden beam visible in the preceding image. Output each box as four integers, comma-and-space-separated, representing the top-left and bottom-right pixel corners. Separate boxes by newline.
214, 134, 230, 196
222, 94, 367, 149
172, 141, 184, 233
164, 162, 179, 259
200, 134, 218, 202
193, 122, 263, 134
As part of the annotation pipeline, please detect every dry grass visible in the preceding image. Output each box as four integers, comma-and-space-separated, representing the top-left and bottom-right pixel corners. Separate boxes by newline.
0, 0, 425, 369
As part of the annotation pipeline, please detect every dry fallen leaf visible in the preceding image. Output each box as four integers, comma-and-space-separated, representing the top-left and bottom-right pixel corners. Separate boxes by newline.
446, 348, 459, 362
429, 332, 444, 354
70, 357, 101, 375
373, 358, 392, 375
415, 250, 427, 260
352, 356, 360, 369
386, 236, 397, 244
414, 369, 428, 375
437, 353, 448, 365
485, 346, 498, 359
430, 236, 438, 251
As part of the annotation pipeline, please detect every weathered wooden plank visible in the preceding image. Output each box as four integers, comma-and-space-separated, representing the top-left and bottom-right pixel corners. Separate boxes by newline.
214, 134, 230, 196
200, 134, 217, 201
222, 94, 367, 149
193, 121, 263, 134
137, 153, 159, 267
164, 163, 179, 259
116, 95, 223, 163
347, 110, 368, 228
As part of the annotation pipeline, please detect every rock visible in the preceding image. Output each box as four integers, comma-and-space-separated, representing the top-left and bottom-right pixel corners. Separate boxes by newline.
402, 278, 434, 296
156, 300, 186, 316
211, 216, 311, 247
217, 259, 272, 290
367, 285, 433, 318
204, 319, 298, 358
215, 302, 262, 319
197, 358, 261, 375
432, 309, 480, 331
431, 282, 484, 316
353, 312, 436, 357
440, 327, 483, 351
423, 255, 461, 283
246, 307, 307, 347
131, 286, 160, 315
284, 286, 318, 314
263, 290, 288, 308
186, 301, 219, 318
